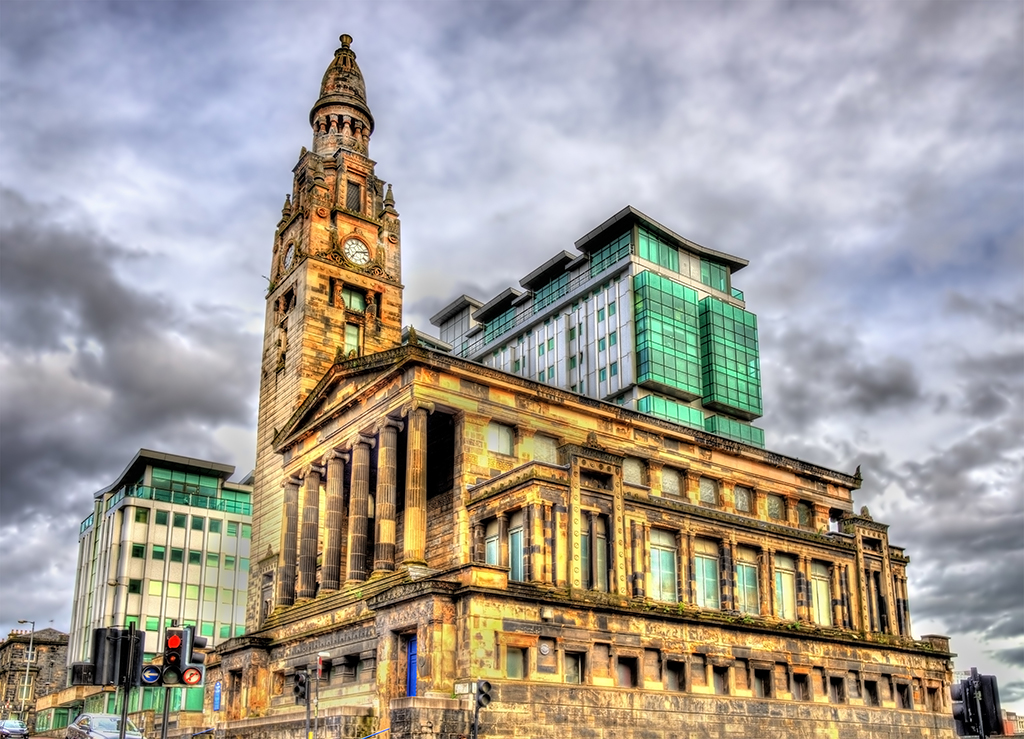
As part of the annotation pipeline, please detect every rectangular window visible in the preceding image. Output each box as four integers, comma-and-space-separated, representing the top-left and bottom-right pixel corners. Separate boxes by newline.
208, 519, 222, 534
774, 554, 797, 619
240, 558, 250, 571
662, 468, 681, 497
131, 544, 146, 559
224, 556, 236, 570
242, 523, 251, 539
128, 579, 142, 594
547, 367, 555, 380
794, 673, 811, 701
599, 367, 607, 382
341, 287, 366, 312
344, 323, 360, 356
735, 547, 760, 615
346, 181, 361, 212
597, 307, 605, 321
506, 647, 525, 679
148, 581, 163, 596
203, 586, 216, 602
188, 550, 202, 565
173, 513, 187, 528
829, 676, 846, 704
227, 521, 238, 537
754, 669, 772, 698
484, 519, 500, 566
617, 657, 638, 688
185, 585, 199, 600
155, 510, 168, 526
508, 511, 525, 582
565, 653, 583, 684
538, 343, 545, 357
135, 509, 148, 524
608, 301, 616, 316
167, 582, 181, 598
207, 553, 220, 567
547, 338, 554, 351
513, 359, 521, 372
864, 680, 880, 706
538, 372, 545, 381
568, 326, 576, 341
487, 421, 514, 455
597, 337, 606, 351
569, 355, 577, 369
713, 666, 729, 695
767, 495, 785, 520
694, 539, 720, 608
811, 562, 832, 625
609, 330, 617, 346
220, 589, 233, 604
610, 361, 618, 377
896, 683, 912, 709
219, 624, 231, 639
191, 516, 204, 531
699, 476, 719, 504
145, 616, 160, 632
650, 530, 678, 602
152, 545, 166, 561
170, 548, 184, 563
734, 485, 753, 512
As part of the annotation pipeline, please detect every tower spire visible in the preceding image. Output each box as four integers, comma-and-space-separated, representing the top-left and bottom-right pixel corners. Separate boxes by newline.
310, 34, 374, 156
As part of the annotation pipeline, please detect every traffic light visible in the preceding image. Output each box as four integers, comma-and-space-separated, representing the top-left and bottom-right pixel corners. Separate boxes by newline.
476, 679, 492, 709
978, 674, 1004, 737
89, 628, 144, 687
162, 628, 185, 685
180, 626, 207, 686
92, 628, 118, 686
951, 679, 977, 736
293, 671, 309, 705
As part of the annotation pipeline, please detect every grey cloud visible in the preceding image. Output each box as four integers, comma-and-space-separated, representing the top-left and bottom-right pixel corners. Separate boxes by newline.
1001, 681, 1024, 705
945, 291, 1024, 335
990, 646, 1024, 670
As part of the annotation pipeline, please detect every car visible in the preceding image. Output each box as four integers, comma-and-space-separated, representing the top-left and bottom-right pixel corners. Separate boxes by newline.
0, 720, 28, 739
65, 714, 143, 739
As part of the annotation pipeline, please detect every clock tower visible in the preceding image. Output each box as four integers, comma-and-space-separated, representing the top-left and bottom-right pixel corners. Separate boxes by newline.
253, 35, 403, 573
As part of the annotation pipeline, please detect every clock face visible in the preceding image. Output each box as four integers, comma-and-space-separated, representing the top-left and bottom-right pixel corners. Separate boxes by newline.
284, 244, 295, 268
344, 238, 371, 265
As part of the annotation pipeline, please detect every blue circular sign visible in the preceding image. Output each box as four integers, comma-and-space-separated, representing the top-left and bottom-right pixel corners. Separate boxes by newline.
141, 666, 162, 684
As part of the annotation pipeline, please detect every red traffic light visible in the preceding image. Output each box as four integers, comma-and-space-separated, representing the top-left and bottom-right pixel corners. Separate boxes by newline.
167, 634, 181, 649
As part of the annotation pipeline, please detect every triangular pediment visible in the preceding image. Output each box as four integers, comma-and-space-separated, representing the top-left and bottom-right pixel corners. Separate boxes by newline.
272, 345, 423, 452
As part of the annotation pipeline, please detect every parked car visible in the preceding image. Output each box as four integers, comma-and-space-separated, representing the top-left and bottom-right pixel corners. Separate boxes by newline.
0, 720, 28, 739
65, 714, 143, 739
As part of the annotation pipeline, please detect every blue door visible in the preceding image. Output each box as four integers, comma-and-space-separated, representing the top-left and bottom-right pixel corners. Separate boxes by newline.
406, 637, 417, 697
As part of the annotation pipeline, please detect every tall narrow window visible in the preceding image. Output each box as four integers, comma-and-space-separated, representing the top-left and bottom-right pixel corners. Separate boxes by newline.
735, 547, 760, 615
344, 324, 360, 356
767, 495, 785, 521
484, 519, 500, 566
811, 561, 832, 625
774, 554, 797, 619
650, 529, 678, 602
734, 485, 753, 513
581, 515, 609, 591
346, 181, 361, 212
508, 511, 525, 582
662, 468, 682, 497
694, 538, 720, 608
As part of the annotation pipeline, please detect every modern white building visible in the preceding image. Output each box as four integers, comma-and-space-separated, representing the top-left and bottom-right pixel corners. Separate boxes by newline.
62, 449, 252, 721
431, 206, 766, 447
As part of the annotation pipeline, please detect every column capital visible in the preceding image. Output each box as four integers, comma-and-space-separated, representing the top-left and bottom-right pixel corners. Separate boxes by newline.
351, 433, 376, 449
375, 417, 404, 435
283, 474, 304, 487
306, 463, 325, 478
401, 399, 435, 418
324, 448, 349, 466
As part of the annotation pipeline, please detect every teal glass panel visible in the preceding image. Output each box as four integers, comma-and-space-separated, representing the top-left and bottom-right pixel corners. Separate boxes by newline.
590, 232, 632, 278
731, 286, 744, 301
533, 272, 569, 313
484, 306, 516, 343
699, 297, 763, 419
636, 394, 705, 430
637, 227, 679, 272
700, 259, 729, 292
704, 415, 765, 447
633, 271, 702, 398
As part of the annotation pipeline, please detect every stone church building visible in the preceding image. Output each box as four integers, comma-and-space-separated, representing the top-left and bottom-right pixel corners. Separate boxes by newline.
205, 35, 956, 739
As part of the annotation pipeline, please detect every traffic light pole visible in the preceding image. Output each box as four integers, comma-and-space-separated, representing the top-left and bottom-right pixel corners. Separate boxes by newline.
305, 682, 311, 739
972, 672, 987, 739
118, 624, 136, 739
160, 687, 171, 739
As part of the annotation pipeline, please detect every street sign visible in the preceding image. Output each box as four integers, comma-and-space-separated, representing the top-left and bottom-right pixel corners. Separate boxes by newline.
213, 681, 222, 711
141, 666, 161, 685
182, 668, 203, 686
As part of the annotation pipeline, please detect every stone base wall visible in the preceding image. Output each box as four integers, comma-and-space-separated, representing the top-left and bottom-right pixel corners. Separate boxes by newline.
474, 683, 956, 739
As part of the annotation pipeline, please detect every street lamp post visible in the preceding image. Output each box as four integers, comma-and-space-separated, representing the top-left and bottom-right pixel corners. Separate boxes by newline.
16, 620, 35, 722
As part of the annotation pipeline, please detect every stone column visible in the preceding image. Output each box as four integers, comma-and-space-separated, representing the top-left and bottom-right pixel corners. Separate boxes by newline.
297, 464, 323, 599
374, 418, 403, 574
277, 475, 302, 607
346, 435, 375, 584
402, 402, 432, 565
322, 451, 347, 591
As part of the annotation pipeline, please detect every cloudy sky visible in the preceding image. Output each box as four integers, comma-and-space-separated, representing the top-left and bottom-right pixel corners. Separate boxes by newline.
2, 0, 1021, 708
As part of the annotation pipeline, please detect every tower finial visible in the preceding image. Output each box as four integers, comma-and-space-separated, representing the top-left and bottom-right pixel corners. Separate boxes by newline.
340, 34, 352, 48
